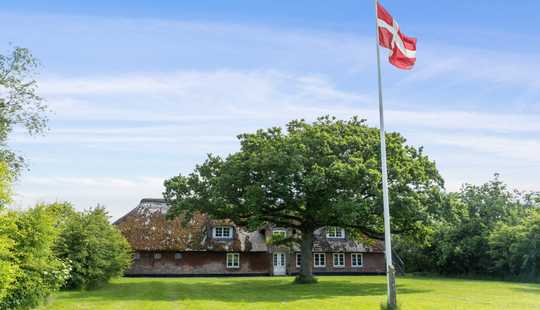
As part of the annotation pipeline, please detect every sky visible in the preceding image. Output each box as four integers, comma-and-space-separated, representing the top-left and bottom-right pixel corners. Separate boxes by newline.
1, 0, 539, 220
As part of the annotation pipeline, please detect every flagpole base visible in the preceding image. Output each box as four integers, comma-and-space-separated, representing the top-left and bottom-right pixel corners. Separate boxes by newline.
387, 264, 397, 307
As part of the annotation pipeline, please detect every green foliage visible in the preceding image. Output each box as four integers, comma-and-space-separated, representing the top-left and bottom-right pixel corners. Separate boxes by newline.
165, 116, 444, 280
0, 162, 13, 209
0, 205, 70, 310
0, 46, 48, 174
396, 175, 540, 280
54, 206, 132, 290
489, 210, 540, 280
0, 161, 15, 300
0, 211, 17, 301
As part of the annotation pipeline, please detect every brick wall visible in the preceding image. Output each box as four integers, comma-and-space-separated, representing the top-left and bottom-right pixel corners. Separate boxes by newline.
288, 252, 385, 274
126, 251, 271, 276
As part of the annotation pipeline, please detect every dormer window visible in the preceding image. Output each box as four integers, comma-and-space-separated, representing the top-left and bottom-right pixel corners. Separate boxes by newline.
326, 227, 345, 239
272, 228, 287, 239
213, 226, 233, 239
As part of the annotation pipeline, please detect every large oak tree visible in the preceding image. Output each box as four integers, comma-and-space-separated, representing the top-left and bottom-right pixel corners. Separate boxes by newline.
164, 116, 443, 283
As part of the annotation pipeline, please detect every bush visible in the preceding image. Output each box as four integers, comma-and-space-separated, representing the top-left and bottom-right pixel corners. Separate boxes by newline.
54, 206, 132, 289
396, 176, 539, 280
0, 206, 70, 310
489, 211, 540, 280
0, 212, 17, 301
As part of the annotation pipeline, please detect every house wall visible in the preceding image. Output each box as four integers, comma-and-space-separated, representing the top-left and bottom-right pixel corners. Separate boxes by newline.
126, 251, 271, 276
287, 252, 385, 274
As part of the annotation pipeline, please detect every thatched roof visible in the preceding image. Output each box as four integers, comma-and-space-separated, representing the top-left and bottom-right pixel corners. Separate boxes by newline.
115, 198, 383, 254
312, 228, 384, 253
114, 199, 267, 252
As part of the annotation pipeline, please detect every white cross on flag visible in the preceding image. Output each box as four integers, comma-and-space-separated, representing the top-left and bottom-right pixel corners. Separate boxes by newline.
377, 2, 417, 70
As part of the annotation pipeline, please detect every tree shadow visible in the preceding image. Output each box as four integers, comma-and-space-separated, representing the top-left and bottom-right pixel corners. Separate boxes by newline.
512, 285, 540, 294
60, 277, 430, 303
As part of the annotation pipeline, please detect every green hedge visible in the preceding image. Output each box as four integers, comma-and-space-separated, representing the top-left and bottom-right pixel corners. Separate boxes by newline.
0, 202, 132, 309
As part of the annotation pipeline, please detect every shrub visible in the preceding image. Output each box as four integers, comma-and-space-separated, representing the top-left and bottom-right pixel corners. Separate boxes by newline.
0, 206, 70, 310
0, 212, 17, 301
489, 211, 540, 280
54, 206, 132, 289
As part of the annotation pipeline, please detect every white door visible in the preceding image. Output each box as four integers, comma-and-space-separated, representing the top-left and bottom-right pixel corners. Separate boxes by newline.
273, 252, 286, 275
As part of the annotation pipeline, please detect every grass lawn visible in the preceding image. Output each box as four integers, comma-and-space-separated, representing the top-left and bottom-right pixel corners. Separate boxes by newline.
39, 275, 540, 310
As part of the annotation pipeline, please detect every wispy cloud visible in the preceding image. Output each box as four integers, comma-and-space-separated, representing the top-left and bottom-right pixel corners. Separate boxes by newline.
13, 177, 165, 220
33, 70, 540, 134
4, 10, 540, 216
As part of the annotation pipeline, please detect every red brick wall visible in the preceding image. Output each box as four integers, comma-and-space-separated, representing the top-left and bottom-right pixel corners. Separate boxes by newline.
126, 251, 384, 276
127, 251, 271, 275
288, 252, 385, 274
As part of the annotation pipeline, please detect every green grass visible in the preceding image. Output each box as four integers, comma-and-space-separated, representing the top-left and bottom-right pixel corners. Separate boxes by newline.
39, 275, 540, 310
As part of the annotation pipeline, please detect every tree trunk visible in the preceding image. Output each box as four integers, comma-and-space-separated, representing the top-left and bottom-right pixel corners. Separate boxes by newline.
294, 230, 317, 284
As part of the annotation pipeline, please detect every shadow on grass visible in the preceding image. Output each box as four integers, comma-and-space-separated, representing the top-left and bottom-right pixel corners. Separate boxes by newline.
512, 285, 540, 294
60, 278, 430, 303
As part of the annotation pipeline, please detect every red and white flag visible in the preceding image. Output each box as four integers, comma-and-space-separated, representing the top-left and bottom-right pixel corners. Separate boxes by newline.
377, 2, 417, 70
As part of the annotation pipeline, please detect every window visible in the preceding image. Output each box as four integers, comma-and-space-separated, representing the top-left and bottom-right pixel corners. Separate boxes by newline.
226, 253, 240, 268
296, 253, 302, 267
326, 227, 345, 239
314, 253, 326, 267
272, 228, 287, 239
134, 252, 141, 260
213, 226, 233, 239
154, 253, 162, 260
174, 252, 182, 260
351, 253, 363, 267
333, 253, 345, 267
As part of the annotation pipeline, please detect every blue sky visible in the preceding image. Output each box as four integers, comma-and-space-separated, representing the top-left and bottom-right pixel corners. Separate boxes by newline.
2, 0, 539, 219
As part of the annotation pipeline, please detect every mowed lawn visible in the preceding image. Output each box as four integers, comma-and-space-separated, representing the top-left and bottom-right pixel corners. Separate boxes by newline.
39, 275, 540, 310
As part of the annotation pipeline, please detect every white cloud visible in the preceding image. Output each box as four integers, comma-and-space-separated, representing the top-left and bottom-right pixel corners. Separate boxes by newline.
12, 176, 165, 220
34, 70, 540, 131
417, 132, 540, 163
3, 12, 540, 215
397, 44, 540, 90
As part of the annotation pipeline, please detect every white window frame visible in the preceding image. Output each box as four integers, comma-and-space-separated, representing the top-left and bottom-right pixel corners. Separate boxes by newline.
313, 253, 326, 267
326, 227, 345, 239
213, 226, 233, 239
351, 253, 363, 267
333, 253, 345, 268
296, 253, 302, 268
226, 253, 240, 269
272, 228, 287, 239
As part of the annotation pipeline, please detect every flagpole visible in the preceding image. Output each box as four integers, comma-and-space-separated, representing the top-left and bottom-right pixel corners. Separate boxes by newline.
374, 0, 397, 307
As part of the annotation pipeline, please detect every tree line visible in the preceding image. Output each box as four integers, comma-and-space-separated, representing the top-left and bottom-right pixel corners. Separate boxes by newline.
0, 47, 132, 310
395, 175, 540, 280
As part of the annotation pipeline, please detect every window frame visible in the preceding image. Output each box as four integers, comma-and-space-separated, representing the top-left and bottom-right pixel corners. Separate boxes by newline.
326, 227, 345, 239
313, 253, 326, 268
296, 253, 302, 268
272, 228, 287, 239
333, 253, 345, 268
226, 253, 240, 269
351, 253, 364, 268
213, 226, 234, 239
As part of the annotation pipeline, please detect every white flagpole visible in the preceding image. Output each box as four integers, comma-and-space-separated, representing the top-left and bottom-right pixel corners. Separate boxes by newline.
374, 0, 397, 306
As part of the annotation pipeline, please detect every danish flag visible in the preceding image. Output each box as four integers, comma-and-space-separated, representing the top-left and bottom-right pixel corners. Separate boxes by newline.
377, 2, 417, 70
